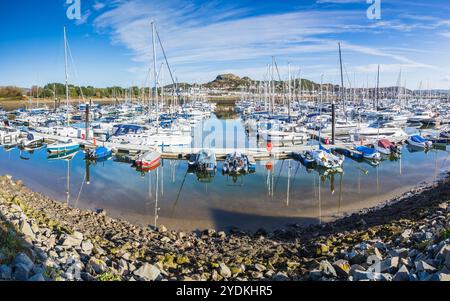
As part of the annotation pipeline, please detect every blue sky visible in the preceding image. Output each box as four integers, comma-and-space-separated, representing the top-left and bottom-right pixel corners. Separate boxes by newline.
1, 0, 450, 89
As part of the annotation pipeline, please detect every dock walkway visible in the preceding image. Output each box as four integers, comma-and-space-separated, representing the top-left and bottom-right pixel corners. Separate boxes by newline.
36, 131, 408, 161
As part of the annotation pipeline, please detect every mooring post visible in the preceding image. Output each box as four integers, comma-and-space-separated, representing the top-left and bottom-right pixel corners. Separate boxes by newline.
85, 102, 90, 141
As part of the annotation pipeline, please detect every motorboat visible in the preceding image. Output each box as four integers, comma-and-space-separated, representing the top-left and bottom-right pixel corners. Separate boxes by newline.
47, 139, 79, 154
373, 138, 401, 155
135, 151, 161, 169
407, 135, 432, 149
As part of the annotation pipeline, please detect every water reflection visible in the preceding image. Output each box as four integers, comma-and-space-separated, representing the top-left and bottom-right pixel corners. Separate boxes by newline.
0, 131, 449, 232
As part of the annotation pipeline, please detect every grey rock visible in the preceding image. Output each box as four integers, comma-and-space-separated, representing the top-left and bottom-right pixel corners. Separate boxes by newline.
319, 260, 337, 278
21, 221, 35, 239
251, 271, 264, 279
379, 257, 399, 273
400, 229, 412, 239
349, 250, 366, 265
62, 234, 82, 247
10, 204, 22, 212
393, 265, 410, 281
13, 253, 34, 272
217, 231, 226, 239
352, 270, 376, 281
28, 273, 45, 281
219, 263, 231, 278
308, 269, 323, 281
133, 263, 160, 281
445, 251, 450, 269
353, 270, 391, 281
333, 259, 351, 278
349, 264, 366, 277
73, 231, 84, 240
0, 265, 12, 279
415, 260, 436, 273
435, 244, 450, 261
81, 240, 94, 254
93, 245, 106, 255
13, 263, 31, 280
390, 248, 409, 258
87, 258, 107, 275
81, 272, 96, 281
418, 271, 432, 281
254, 263, 266, 272
272, 272, 289, 281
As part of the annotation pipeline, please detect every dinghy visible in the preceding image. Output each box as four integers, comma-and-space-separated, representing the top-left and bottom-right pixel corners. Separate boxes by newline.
196, 150, 217, 173
188, 153, 199, 170
291, 151, 315, 167
312, 149, 344, 170
222, 152, 248, 174
135, 151, 161, 169
47, 139, 79, 154
373, 139, 400, 155
407, 135, 432, 149
19, 132, 45, 149
355, 146, 381, 161
47, 149, 79, 161
246, 155, 256, 173
85, 146, 112, 161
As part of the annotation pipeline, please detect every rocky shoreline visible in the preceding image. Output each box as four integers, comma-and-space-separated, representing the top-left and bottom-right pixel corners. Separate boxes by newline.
0, 173, 449, 281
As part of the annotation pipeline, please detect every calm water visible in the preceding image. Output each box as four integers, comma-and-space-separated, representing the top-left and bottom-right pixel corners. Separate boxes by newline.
0, 116, 449, 231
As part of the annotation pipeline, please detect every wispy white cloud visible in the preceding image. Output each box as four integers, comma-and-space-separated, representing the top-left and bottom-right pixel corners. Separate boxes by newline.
93, 2, 106, 11
92, 0, 442, 86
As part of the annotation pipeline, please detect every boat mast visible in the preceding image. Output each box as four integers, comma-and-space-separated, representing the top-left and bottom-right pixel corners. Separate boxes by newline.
64, 26, 69, 127
152, 21, 158, 133
288, 63, 291, 120
376, 64, 380, 110
338, 42, 346, 120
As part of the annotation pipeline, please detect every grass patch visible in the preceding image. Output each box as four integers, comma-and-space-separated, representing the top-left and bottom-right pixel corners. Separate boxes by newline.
0, 219, 28, 264
98, 272, 121, 281
440, 227, 450, 240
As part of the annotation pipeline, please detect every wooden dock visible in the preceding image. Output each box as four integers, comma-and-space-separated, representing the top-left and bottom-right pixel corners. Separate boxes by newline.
36, 131, 408, 162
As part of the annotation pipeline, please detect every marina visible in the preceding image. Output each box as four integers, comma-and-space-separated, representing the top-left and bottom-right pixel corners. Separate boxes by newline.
1, 111, 449, 231
1, 0, 450, 285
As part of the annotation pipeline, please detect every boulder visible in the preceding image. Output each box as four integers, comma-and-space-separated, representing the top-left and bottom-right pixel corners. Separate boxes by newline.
62, 234, 82, 247
21, 221, 35, 240
379, 257, 399, 273
254, 263, 266, 272
0, 265, 12, 279
28, 273, 45, 281
415, 260, 436, 273
219, 263, 231, 278
133, 263, 161, 281
319, 260, 337, 278
87, 258, 107, 275
445, 251, 450, 269
393, 265, 410, 281
333, 259, 351, 278
81, 240, 94, 254
12, 253, 34, 272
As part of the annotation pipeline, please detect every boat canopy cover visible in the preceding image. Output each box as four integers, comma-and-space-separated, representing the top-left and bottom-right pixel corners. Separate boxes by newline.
411, 135, 427, 143
356, 146, 377, 155
114, 124, 144, 135
378, 139, 393, 148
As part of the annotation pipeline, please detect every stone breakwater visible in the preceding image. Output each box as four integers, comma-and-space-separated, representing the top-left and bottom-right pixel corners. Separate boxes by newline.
0, 174, 449, 281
